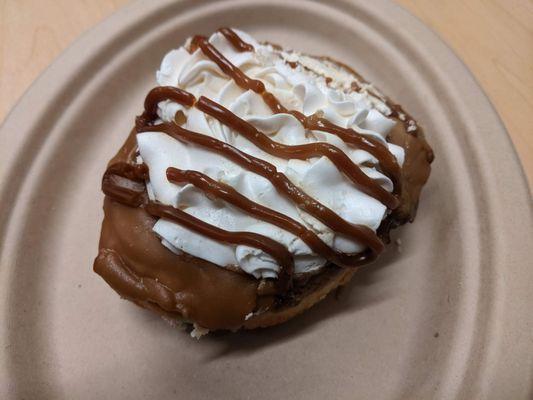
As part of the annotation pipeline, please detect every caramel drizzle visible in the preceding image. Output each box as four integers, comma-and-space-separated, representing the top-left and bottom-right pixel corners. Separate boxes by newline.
196, 96, 395, 208
102, 29, 410, 287
191, 30, 402, 199
145, 202, 293, 291
137, 86, 384, 275
141, 86, 394, 208
166, 167, 375, 268
218, 27, 254, 52
142, 122, 384, 256
102, 162, 148, 207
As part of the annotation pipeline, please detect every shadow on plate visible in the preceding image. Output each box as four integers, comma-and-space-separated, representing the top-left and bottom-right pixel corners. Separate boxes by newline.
199, 243, 400, 361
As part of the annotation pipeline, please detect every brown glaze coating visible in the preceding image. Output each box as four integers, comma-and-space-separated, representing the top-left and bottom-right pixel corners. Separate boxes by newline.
388, 123, 432, 224
95, 196, 260, 329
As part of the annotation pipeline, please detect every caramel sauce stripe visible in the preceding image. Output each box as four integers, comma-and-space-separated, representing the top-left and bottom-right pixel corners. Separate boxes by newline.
166, 167, 376, 268
142, 122, 384, 255
145, 202, 293, 290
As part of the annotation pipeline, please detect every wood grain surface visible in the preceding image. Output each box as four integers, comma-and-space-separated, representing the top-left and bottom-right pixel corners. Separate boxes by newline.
1, 0, 532, 185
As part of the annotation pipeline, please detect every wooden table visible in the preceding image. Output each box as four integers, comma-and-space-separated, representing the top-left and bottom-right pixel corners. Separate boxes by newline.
1, 0, 532, 186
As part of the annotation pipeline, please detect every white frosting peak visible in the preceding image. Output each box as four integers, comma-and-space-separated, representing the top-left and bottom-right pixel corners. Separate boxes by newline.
138, 29, 403, 278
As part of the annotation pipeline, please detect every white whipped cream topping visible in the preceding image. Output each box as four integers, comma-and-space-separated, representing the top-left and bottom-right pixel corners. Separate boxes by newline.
137, 29, 404, 278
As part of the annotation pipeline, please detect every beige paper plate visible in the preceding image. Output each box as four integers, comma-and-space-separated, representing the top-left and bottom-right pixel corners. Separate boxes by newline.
1, 0, 532, 398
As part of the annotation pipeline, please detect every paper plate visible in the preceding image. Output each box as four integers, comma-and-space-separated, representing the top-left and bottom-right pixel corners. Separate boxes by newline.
1, 0, 531, 398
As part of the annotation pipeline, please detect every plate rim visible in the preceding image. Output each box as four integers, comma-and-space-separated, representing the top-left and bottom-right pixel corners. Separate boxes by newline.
1, 0, 531, 398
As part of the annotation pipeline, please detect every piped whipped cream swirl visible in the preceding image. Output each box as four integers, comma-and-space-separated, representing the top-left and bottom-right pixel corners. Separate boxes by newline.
136, 29, 404, 278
